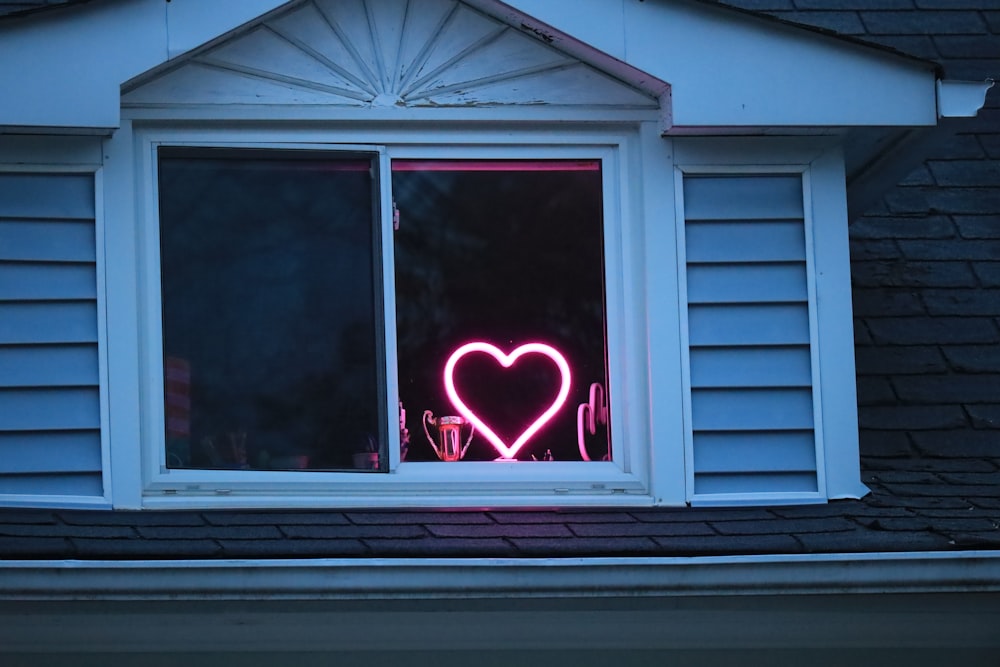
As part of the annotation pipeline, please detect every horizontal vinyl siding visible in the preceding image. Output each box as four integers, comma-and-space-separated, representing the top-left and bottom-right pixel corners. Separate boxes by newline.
0, 171, 103, 500
683, 173, 819, 499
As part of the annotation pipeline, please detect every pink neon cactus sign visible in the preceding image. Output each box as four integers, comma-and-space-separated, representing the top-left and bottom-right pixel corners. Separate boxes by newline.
444, 342, 572, 460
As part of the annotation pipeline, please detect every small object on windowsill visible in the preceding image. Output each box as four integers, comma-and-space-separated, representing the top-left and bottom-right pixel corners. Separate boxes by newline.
423, 410, 474, 461
399, 401, 410, 462
352, 451, 379, 470
577, 382, 610, 462
226, 431, 250, 469
531, 449, 555, 461
352, 432, 380, 470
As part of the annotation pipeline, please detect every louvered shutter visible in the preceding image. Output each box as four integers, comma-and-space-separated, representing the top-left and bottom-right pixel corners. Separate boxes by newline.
0, 172, 103, 499
682, 173, 821, 500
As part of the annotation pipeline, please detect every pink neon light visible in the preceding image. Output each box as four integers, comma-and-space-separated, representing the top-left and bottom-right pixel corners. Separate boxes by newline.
392, 160, 600, 172
444, 342, 571, 460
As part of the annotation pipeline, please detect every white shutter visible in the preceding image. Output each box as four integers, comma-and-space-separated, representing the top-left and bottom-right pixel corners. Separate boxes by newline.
682, 174, 821, 500
0, 173, 103, 499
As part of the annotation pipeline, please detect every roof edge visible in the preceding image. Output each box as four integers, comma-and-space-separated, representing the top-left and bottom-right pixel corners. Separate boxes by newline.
3, 551, 1000, 601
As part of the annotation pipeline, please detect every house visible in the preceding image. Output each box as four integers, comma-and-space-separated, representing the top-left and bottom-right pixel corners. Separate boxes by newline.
0, 0, 998, 664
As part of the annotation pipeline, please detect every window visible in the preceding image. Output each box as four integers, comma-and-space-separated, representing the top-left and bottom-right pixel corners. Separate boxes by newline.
157, 148, 385, 472
155, 148, 612, 474
133, 128, 651, 506
392, 159, 610, 465
103, 129, 869, 508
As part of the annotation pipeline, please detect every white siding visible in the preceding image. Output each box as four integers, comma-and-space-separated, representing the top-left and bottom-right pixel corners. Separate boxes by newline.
0, 172, 103, 498
683, 174, 819, 498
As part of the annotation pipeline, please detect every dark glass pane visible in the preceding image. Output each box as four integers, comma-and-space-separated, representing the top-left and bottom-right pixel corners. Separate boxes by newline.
158, 147, 384, 472
394, 160, 611, 462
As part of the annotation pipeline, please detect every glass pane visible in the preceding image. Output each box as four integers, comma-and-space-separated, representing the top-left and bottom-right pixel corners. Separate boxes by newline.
158, 147, 384, 472
394, 160, 611, 462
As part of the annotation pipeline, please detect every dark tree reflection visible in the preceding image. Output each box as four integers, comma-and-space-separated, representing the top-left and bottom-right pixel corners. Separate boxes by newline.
393, 161, 610, 462
158, 148, 383, 471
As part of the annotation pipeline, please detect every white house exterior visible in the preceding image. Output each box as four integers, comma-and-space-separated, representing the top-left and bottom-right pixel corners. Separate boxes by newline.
0, 0, 997, 663
2, 0, 989, 511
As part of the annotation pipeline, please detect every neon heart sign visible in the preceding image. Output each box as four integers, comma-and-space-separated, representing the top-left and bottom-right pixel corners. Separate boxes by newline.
444, 342, 571, 460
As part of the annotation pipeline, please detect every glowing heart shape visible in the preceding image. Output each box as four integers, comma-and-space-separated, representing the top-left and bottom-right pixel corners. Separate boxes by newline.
444, 342, 571, 460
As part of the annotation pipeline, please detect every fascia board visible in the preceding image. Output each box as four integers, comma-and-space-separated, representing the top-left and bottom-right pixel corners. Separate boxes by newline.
501, 0, 939, 129
0, 0, 286, 130
2, 552, 1000, 601
3, 554, 999, 652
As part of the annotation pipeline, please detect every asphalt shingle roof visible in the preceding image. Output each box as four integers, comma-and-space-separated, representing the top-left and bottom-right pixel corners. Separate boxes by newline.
2, 480, 997, 559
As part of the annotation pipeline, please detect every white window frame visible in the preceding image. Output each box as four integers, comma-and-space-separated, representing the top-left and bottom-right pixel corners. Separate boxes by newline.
0, 136, 112, 509
671, 137, 867, 505
116, 123, 664, 509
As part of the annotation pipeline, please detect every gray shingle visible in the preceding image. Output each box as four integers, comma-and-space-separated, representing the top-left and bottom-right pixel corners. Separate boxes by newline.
204, 511, 351, 526
943, 345, 1000, 372
59, 511, 206, 527
915, 0, 1000, 9
795, 529, 953, 552
567, 522, 716, 538
852, 290, 926, 317
898, 239, 1000, 260
955, 215, 1000, 239
135, 525, 283, 540
630, 508, 775, 522
768, 9, 867, 33
510, 536, 661, 555
854, 347, 948, 375
280, 524, 428, 539
346, 511, 493, 525
68, 538, 222, 559
709, 517, 857, 535
852, 259, 979, 288
862, 10, 988, 34
361, 537, 517, 556
920, 288, 1000, 315
0, 523, 136, 538
489, 511, 637, 524
972, 261, 1000, 287
426, 523, 572, 539
912, 429, 1000, 457
851, 215, 955, 240
651, 534, 801, 554
893, 375, 1000, 403
859, 405, 969, 430
0, 536, 73, 558
966, 404, 1000, 428
933, 34, 1000, 57
867, 317, 999, 344
217, 538, 369, 558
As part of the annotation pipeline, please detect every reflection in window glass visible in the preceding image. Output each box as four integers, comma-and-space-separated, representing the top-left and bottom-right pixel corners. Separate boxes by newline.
393, 160, 611, 462
158, 148, 384, 472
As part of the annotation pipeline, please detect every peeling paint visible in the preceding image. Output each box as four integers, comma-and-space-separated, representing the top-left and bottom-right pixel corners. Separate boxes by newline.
519, 21, 555, 44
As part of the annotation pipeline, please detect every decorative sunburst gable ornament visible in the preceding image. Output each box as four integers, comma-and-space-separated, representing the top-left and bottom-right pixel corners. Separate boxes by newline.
123, 0, 661, 110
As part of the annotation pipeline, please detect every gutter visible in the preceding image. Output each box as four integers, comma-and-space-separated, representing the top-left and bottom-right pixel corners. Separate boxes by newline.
3, 551, 1000, 601
937, 78, 995, 118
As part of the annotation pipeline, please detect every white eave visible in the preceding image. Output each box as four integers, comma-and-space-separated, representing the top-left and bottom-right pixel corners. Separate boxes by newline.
0, 0, 988, 134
